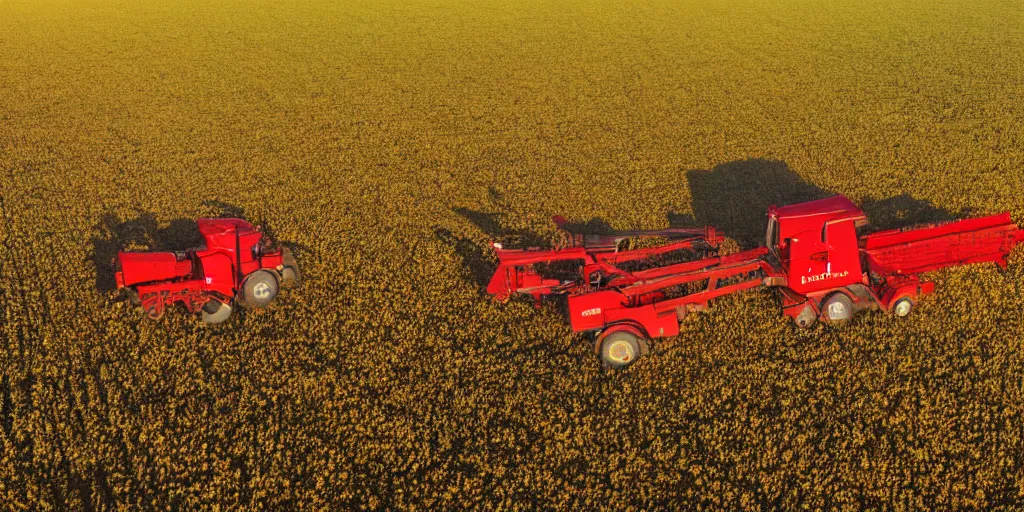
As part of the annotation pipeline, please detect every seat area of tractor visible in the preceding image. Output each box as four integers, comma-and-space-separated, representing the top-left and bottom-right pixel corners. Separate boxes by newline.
118, 251, 194, 286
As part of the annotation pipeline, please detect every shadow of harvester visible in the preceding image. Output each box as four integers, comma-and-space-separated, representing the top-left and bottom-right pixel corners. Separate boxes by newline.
89, 213, 205, 293
672, 158, 958, 248
88, 201, 255, 293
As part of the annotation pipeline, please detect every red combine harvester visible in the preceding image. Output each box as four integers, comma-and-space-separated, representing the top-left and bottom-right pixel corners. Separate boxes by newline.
115, 218, 300, 324
487, 196, 1024, 368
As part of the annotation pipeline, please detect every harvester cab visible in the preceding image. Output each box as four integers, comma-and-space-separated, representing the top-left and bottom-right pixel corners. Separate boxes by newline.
765, 196, 867, 295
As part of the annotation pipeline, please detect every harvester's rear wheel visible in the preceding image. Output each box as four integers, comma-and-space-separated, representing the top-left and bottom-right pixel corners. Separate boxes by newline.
241, 270, 279, 309
794, 304, 817, 329
281, 266, 299, 289
598, 330, 643, 369
201, 300, 233, 324
892, 297, 914, 318
824, 293, 854, 323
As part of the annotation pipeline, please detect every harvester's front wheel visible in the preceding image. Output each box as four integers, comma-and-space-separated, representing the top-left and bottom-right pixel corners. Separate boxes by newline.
241, 270, 279, 309
824, 293, 854, 323
794, 304, 817, 329
598, 329, 644, 369
201, 300, 233, 324
142, 293, 164, 321
892, 296, 914, 318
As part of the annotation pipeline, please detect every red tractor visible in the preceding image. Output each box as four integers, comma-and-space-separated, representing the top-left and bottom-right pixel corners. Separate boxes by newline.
115, 218, 300, 324
488, 196, 1024, 368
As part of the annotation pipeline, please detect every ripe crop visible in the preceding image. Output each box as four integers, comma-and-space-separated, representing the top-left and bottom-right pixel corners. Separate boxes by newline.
2, 0, 1023, 509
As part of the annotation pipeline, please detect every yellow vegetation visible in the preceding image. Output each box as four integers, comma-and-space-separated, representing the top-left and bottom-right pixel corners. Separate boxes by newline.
1, 0, 1023, 509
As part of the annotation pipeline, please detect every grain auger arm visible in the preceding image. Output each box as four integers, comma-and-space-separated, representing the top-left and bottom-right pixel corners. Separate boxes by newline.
487, 216, 723, 304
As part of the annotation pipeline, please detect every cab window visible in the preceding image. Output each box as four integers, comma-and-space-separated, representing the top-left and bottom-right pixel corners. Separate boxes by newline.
767, 217, 780, 258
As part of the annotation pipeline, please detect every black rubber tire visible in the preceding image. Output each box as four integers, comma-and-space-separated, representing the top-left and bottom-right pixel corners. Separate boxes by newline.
281, 266, 299, 289
281, 249, 300, 289
143, 295, 163, 321
127, 289, 142, 307
824, 293, 854, 322
892, 296, 914, 318
794, 304, 817, 329
599, 330, 643, 369
201, 300, 233, 324
241, 270, 279, 309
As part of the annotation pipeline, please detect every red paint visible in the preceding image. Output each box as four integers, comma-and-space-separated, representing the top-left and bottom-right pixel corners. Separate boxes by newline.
115, 218, 292, 320
488, 195, 1024, 344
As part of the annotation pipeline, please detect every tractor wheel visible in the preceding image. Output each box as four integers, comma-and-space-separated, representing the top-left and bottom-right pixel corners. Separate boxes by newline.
201, 300, 233, 324
241, 270, 279, 309
145, 306, 163, 321
598, 329, 643, 369
824, 293, 854, 323
892, 296, 914, 318
794, 304, 818, 329
127, 289, 142, 306
281, 249, 300, 289
281, 266, 300, 289
142, 294, 164, 321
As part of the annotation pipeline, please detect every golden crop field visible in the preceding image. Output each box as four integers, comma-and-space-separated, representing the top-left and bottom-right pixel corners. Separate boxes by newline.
2, 0, 1024, 508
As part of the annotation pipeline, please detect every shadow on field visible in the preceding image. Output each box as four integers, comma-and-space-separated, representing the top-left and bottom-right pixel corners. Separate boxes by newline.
859, 195, 961, 232
88, 200, 297, 293
672, 158, 959, 248
438, 208, 554, 290
451, 207, 555, 247
434, 227, 496, 290
90, 213, 205, 292
445, 158, 959, 292
670, 159, 833, 246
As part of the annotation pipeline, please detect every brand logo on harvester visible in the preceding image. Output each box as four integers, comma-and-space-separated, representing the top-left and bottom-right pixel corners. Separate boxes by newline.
580, 308, 602, 317
801, 270, 850, 285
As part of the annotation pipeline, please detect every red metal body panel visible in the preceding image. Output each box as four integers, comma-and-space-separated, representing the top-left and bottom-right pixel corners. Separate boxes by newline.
193, 250, 237, 298
567, 290, 627, 331
861, 213, 1023, 275
769, 196, 867, 295
565, 248, 768, 338
198, 218, 258, 245
568, 291, 680, 338
772, 196, 863, 220
487, 195, 1024, 355
488, 221, 721, 302
879, 278, 923, 310
117, 252, 193, 287
115, 218, 291, 320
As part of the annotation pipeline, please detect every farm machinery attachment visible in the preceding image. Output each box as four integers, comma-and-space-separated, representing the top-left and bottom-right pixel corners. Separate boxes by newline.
487, 196, 1024, 368
114, 218, 300, 324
